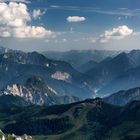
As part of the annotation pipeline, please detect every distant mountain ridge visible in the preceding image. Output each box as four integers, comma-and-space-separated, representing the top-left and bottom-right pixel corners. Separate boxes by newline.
42, 50, 122, 68
77, 60, 98, 73
104, 87, 140, 106
42, 49, 140, 96
85, 49, 140, 96
1, 47, 140, 103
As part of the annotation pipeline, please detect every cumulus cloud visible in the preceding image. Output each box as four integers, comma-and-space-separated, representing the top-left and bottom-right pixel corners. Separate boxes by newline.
0, 2, 30, 27
67, 16, 86, 22
32, 9, 46, 19
0, 2, 55, 38
92, 25, 133, 43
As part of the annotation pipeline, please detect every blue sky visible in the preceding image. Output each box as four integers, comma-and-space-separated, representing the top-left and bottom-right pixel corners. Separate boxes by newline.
0, 0, 140, 51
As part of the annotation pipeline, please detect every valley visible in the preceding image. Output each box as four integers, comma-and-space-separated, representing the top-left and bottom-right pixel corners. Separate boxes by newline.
0, 47, 139, 140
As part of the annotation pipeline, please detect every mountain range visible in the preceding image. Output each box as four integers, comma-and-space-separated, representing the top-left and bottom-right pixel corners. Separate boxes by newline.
0, 77, 79, 106
0, 47, 139, 139
0, 47, 140, 104
104, 87, 140, 106
42, 50, 121, 69
84, 50, 140, 96
42, 49, 140, 97
0, 47, 94, 105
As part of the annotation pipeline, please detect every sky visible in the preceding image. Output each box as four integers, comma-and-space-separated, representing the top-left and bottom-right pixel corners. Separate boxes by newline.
0, 0, 140, 51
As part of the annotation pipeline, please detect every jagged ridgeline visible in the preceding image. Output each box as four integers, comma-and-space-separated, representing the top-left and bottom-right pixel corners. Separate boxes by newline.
0, 47, 93, 105
1, 47, 140, 104
0, 130, 33, 140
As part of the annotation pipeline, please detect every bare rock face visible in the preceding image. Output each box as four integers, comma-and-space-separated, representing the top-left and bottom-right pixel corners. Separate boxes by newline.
51, 71, 72, 83
0, 130, 33, 140
0, 77, 80, 106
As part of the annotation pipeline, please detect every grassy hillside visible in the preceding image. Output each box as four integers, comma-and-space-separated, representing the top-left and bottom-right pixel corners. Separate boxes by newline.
0, 98, 139, 140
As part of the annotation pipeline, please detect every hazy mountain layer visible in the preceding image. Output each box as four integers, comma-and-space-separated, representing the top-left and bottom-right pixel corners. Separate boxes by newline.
104, 87, 140, 106
0, 48, 93, 103
42, 50, 121, 68
85, 50, 140, 96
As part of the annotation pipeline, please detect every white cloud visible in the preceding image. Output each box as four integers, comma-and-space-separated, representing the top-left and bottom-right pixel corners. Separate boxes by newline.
93, 25, 134, 43
32, 9, 46, 19
67, 16, 86, 22
0, 2, 55, 38
0, 2, 31, 27
13, 26, 55, 38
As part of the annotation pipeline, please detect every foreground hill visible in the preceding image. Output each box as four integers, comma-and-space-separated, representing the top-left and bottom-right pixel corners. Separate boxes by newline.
0, 95, 30, 108
0, 98, 139, 140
